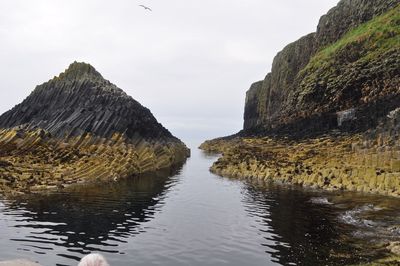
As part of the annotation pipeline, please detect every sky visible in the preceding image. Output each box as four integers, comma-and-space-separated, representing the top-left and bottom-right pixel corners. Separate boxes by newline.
0, 0, 339, 143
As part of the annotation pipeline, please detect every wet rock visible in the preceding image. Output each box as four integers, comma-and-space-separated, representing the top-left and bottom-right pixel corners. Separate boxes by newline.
200, 122, 400, 197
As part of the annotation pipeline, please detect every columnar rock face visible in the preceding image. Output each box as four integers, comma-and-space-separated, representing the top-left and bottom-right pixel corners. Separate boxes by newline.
0, 62, 189, 195
201, 109, 400, 197
244, 33, 317, 131
0, 62, 174, 140
201, 0, 400, 200
243, 0, 400, 134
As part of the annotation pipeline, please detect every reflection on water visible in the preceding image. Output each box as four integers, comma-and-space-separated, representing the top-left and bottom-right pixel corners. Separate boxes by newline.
242, 183, 354, 265
1, 148, 400, 266
0, 166, 183, 266
242, 181, 400, 265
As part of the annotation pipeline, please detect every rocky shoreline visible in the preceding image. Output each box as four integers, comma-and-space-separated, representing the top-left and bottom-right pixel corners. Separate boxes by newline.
199, 2, 400, 262
0, 128, 189, 196
200, 108, 400, 198
201, 1, 400, 199
200, 110, 400, 264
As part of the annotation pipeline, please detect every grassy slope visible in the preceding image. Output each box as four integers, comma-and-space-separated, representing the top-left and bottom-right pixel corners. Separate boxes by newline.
306, 4, 399, 73
298, 4, 400, 96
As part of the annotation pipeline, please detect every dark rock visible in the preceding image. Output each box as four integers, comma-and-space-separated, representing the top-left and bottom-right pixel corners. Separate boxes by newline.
0, 61, 176, 141
242, 0, 400, 136
0, 62, 189, 195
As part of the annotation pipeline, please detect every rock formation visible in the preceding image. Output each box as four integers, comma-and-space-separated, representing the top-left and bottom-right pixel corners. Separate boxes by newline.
0, 62, 189, 195
201, 0, 400, 198
243, 0, 400, 134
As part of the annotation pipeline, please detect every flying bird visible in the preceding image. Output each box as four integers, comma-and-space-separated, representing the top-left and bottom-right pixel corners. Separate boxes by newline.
139, 4, 152, 11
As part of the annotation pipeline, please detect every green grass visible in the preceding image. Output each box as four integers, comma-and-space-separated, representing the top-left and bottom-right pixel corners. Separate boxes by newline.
301, 4, 400, 75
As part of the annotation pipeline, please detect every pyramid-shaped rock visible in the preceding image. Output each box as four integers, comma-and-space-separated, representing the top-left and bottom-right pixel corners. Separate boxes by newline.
0, 62, 189, 195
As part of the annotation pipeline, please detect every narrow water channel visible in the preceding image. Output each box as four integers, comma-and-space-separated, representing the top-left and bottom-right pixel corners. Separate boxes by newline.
1, 144, 400, 266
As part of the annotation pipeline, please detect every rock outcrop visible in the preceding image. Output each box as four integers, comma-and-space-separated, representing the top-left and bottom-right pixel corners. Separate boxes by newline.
243, 0, 400, 134
0, 62, 189, 195
201, 0, 400, 198
0, 62, 173, 140
201, 109, 400, 196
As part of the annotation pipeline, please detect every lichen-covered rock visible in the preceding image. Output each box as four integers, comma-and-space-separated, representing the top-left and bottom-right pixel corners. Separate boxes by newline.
0, 62, 190, 195
201, 106, 400, 197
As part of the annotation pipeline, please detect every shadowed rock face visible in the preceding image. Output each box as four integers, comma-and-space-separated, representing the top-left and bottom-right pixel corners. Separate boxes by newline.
0, 62, 189, 195
0, 62, 174, 141
243, 0, 400, 134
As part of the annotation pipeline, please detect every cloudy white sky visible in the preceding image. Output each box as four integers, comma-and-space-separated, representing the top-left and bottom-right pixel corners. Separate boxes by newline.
0, 0, 339, 143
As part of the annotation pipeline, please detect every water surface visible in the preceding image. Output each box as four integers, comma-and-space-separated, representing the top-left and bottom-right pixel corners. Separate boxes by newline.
1, 144, 400, 265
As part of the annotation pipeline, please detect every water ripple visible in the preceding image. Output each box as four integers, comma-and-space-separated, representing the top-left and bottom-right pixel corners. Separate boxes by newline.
1, 150, 400, 266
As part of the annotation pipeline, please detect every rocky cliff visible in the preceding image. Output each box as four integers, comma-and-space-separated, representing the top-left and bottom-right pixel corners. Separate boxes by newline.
200, 1, 400, 262
201, 0, 400, 200
244, 0, 400, 135
0, 62, 189, 195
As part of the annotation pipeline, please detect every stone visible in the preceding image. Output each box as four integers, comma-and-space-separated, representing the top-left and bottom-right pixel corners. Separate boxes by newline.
0, 62, 190, 195
392, 159, 400, 172
242, 0, 400, 135
388, 242, 400, 256
200, 0, 400, 197
200, 126, 400, 197
0, 62, 177, 140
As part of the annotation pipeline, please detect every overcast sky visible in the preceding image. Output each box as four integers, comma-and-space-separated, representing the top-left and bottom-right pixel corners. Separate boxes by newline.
0, 0, 339, 143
